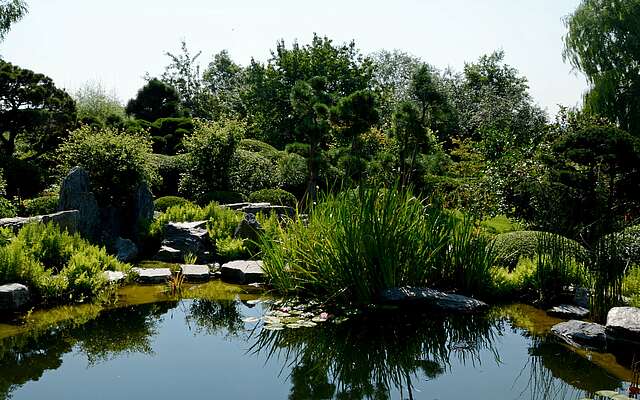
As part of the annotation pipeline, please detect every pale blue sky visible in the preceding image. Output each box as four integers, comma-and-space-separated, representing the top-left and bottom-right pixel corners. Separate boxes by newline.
0, 0, 587, 116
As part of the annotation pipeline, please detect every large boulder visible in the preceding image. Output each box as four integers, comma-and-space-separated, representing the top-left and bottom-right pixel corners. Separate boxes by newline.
240, 203, 295, 218
550, 320, 607, 349
114, 237, 138, 263
234, 213, 262, 242
0, 283, 30, 312
547, 304, 590, 319
0, 210, 79, 234
58, 167, 100, 239
606, 307, 640, 344
133, 182, 154, 237
154, 221, 212, 263
220, 260, 264, 284
378, 287, 488, 313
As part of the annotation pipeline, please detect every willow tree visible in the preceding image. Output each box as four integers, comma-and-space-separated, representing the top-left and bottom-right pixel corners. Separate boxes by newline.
0, 0, 27, 42
564, 0, 640, 137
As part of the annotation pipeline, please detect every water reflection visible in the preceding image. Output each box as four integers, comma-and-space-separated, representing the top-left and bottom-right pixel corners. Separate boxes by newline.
250, 310, 501, 399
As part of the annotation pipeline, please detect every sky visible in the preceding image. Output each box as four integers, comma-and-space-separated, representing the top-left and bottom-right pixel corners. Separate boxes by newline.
0, 0, 589, 116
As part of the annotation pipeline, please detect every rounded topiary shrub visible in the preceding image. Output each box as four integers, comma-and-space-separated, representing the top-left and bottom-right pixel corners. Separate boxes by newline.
277, 152, 307, 195
20, 195, 59, 217
493, 231, 587, 269
201, 191, 247, 206
228, 150, 279, 196
249, 188, 297, 208
238, 139, 279, 158
154, 196, 191, 212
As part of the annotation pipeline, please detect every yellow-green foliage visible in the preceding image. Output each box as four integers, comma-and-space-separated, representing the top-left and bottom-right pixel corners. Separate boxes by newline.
490, 259, 537, 300
0, 223, 130, 303
623, 265, 640, 307
216, 237, 248, 262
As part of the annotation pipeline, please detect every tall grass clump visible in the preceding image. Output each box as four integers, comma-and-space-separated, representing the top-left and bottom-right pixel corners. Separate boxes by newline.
589, 233, 630, 321
259, 185, 495, 305
0, 223, 130, 304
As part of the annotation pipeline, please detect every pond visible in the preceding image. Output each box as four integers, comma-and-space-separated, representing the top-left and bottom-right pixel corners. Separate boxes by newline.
0, 283, 635, 400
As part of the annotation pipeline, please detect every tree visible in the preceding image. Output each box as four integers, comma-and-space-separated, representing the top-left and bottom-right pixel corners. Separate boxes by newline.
202, 50, 245, 119
74, 81, 125, 126
391, 102, 432, 186
0, 0, 27, 42
0, 59, 76, 156
330, 89, 379, 151
563, 0, 640, 137
126, 78, 183, 122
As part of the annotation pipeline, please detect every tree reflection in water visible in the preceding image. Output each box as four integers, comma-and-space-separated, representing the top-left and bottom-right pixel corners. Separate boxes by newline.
250, 310, 501, 400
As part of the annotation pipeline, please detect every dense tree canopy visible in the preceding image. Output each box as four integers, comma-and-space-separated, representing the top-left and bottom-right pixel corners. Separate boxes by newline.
564, 0, 640, 137
0, 59, 76, 156
126, 78, 183, 122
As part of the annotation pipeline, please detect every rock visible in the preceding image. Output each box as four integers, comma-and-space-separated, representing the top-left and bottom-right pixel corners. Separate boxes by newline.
221, 202, 251, 210
133, 182, 154, 237
180, 264, 210, 281
58, 167, 100, 239
234, 213, 262, 241
114, 237, 138, 263
606, 307, 640, 344
574, 286, 590, 308
0, 283, 30, 311
132, 267, 172, 284
104, 270, 126, 284
378, 287, 488, 313
220, 260, 264, 284
154, 221, 211, 263
551, 320, 607, 349
240, 204, 295, 218
547, 304, 590, 319
0, 210, 79, 234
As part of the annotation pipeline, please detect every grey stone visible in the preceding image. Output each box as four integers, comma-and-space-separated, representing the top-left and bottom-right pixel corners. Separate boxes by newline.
180, 264, 211, 281
133, 182, 154, 237
240, 204, 294, 218
58, 167, 100, 239
551, 320, 607, 349
0, 283, 30, 311
221, 202, 251, 210
104, 270, 126, 284
606, 307, 640, 344
220, 260, 264, 284
234, 213, 262, 241
132, 267, 172, 284
378, 287, 488, 313
0, 210, 79, 234
574, 286, 590, 308
153, 221, 211, 263
547, 304, 590, 319
115, 237, 138, 263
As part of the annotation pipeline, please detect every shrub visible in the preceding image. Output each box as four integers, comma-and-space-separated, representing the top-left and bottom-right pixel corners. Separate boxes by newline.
179, 119, 243, 202
249, 189, 297, 208
238, 139, 279, 158
0, 223, 130, 303
0, 197, 16, 218
201, 191, 246, 206
58, 126, 158, 208
492, 231, 587, 269
149, 117, 194, 155
19, 195, 59, 217
489, 259, 537, 300
276, 152, 308, 195
0, 168, 5, 196
228, 150, 279, 196
154, 196, 191, 213
216, 237, 250, 262
624, 265, 640, 307
259, 185, 495, 305
153, 154, 187, 197
285, 142, 310, 157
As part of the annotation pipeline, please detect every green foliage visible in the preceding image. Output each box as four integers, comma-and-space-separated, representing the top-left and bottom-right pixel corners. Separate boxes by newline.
480, 215, 520, 235
216, 237, 249, 262
331, 89, 379, 150
259, 185, 495, 305
276, 152, 308, 195
623, 265, 640, 307
564, 0, 640, 137
238, 139, 278, 157
0, 0, 27, 42
147, 117, 194, 155
492, 231, 587, 270
228, 150, 279, 196
0, 196, 16, 218
489, 259, 537, 300
285, 142, 310, 156
179, 119, 243, 202
153, 196, 191, 213
152, 153, 187, 197
201, 191, 246, 206
19, 195, 59, 217
0, 223, 129, 303
125, 78, 184, 122
0, 59, 77, 156
248, 188, 297, 208
58, 126, 158, 207
73, 81, 125, 126
0, 168, 5, 196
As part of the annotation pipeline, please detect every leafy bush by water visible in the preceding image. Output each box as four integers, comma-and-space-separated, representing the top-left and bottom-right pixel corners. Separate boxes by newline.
493, 231, 587, 270
153, 196, 191, 212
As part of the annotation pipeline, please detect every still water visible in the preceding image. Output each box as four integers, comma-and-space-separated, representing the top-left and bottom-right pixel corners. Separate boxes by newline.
0, 283, 634, 400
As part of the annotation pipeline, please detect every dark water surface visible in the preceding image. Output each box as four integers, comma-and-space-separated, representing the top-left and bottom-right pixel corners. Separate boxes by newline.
0, 283, 634, 400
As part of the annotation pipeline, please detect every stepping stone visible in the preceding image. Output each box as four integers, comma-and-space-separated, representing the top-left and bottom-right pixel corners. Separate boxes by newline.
103, 270, 126, 284
551, 320, 607, 349
0, 283, 30, 311
220, 260, 264, 284
378, 286, 488, 313
180, 264, 210, 281
606, 307, 640, 344
132, 267, 172, 284
547, 304, 590, 319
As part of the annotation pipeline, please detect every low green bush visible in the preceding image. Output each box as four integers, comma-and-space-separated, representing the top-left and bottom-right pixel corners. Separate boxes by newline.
259, 185, 495, 305
19, 195, 59, 217
216, 237, 249, 262
285, 142, 310, 157
0, 223, 130, 303
154, 196, 191, 212
489, 259, 537, 300
0, 197, 16, 218
276, 152, 307, 195
480, 215, 521, 235
238, 139, 279, 158
228, 150, 279, 196
248, 189, 297, 208
623, 265, 640, 307
492, 231, 587, 269
201, 191, 246, 206
153, 154, 187, 197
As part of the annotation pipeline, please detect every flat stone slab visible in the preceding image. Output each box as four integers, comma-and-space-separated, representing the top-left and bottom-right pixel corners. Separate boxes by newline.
378, 287, 488, 313
132, 267, 172, 284
240, 204, 295, 218
0, 283, 30, 311
103, 271, 126, 284
551, 320, 607, 349
154, 221, 211, 263
180, 264, 210, 281
0, 210, 79, 234
220, 260, 264, 284
547, 304, 590, 319
606, 307, 640, 344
